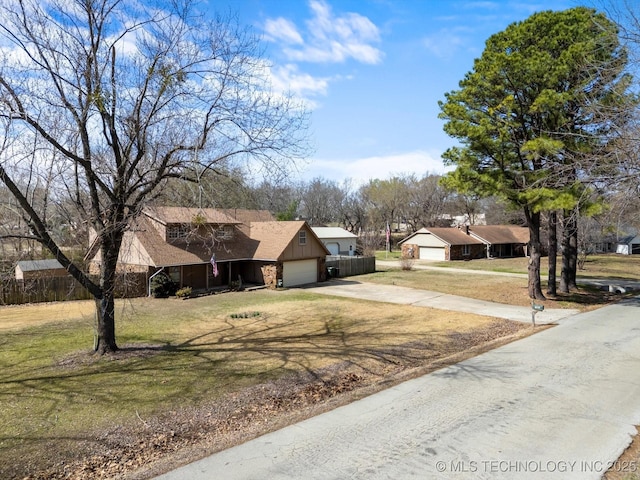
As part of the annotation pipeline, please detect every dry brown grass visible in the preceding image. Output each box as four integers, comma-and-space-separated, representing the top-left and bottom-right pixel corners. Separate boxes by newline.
3, 254, 638, 479
359, 268, 625, 311
0, 290, 535, 479
0, 299, 96, 330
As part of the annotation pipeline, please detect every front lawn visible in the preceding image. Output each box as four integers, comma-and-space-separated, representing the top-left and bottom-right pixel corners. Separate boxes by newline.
368, 254, 640, 310
429, 253, 640, 280
0, 289, 531, 479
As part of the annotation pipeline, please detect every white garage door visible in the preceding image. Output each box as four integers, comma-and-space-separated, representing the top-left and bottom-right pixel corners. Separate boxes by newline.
283, 259, 318, 287
419, 246, 445, 261
326, 242, 340, 255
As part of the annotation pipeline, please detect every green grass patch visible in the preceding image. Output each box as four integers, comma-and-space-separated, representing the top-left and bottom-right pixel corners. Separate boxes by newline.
374, 250, 402, 260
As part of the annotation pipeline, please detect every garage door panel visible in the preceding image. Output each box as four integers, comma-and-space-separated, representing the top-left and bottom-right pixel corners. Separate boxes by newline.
283, 259, 317, 287
419, 247, 445, 261
326, 243, 340, 255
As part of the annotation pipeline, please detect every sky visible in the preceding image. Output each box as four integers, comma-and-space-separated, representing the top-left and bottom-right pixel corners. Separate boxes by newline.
221, 0, 589, 185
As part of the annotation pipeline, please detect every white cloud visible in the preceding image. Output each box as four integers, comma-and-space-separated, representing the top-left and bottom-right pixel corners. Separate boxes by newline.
263, 17, 304, 45
269, 64, 330, 103
302, 150, 450, 185
264, 0, 383, 65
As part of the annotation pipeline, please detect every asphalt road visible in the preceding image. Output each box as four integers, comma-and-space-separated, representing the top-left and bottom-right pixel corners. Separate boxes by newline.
156, 294, 640, 480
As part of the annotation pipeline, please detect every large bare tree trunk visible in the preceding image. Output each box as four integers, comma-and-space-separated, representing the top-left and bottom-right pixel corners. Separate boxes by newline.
547, 211, 558, 296
94, 295, 117, 354
526, 209, 546, 300
93, 231, 124, 354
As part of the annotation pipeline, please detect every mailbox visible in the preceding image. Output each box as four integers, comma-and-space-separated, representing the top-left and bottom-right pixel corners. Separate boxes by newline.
532, 303, 545, 312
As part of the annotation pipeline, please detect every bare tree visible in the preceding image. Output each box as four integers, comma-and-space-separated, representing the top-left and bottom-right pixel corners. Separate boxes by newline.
337, 179, 367, 233
299, 177, 344, 226
0, 0, 310, 354
400, 174, 447, 231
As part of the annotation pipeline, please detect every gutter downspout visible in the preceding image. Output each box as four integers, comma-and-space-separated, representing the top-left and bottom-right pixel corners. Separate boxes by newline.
148, 267, 165, 297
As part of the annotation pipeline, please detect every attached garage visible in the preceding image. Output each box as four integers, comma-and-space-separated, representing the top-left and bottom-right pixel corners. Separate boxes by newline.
419, 246, 446, 261
282, 259, 318, 287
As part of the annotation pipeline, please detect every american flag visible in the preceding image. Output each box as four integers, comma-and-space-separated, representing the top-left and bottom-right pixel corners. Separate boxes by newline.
210, 254, 219, 277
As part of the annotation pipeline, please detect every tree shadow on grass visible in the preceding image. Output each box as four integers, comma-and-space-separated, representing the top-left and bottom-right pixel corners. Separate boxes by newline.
547, 286, 638, 307
0, 314, 530, 479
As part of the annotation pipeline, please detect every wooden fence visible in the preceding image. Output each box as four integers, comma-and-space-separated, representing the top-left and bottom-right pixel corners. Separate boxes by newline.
0, 272, 148, 305
325, 255, 376, 278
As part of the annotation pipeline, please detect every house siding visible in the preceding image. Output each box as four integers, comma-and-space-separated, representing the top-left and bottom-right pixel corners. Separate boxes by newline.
280, 226, 327, 261
449, 244, 485, 260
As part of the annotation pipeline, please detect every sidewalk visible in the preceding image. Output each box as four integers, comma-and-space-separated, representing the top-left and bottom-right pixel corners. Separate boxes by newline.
377, 259, 640, 292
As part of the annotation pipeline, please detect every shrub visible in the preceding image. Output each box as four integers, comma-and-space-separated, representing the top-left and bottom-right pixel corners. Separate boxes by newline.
176, 286, 193, 298
401, 257, 415, 271
150, 273, 177, 298
230, 311, 261, 319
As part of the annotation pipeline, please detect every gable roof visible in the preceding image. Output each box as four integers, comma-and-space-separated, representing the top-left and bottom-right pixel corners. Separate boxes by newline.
311, 227, 357, 239
16, 259, 64, 272
468, 225, 529, 245
251, 221, 329, 259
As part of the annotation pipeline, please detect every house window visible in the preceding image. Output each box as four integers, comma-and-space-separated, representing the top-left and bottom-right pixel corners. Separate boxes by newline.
166, 266, 180, 284
298, 230, 307, 245
216, 225, 234, 240
167, 224, 190, 240
462, 244, 470, 256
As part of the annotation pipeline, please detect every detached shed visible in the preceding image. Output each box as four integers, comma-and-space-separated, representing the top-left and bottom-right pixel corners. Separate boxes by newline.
616, 235, 640, 255
15, 259, 68, 280
311, 227, 358, 256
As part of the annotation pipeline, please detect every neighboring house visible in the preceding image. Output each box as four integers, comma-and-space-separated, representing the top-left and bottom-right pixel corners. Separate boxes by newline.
15, 259, 68, 280
86, 207, 330, 289
399, 225, 530, 261
311, 227, 358, 256
616, 234, 640, 255
399, 227, 485, 261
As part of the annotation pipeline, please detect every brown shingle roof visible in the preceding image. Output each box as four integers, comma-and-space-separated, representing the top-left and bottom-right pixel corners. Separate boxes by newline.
400, 225, 529, 246
400, 227, 483, 246
250, 221, 309, 259
143, 206, 240, 225
424, 227, 485, 245
469, 225, 529, 245
220, 209, 274, 223
131, 216, 324, 267
132, 216, 213, 266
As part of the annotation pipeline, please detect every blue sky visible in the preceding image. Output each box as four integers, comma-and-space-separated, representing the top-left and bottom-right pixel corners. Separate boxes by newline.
224, 0, 583, 184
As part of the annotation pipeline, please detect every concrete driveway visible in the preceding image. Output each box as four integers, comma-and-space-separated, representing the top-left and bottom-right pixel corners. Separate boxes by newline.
303, 279, 578, 325
156, 288, 640, 479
